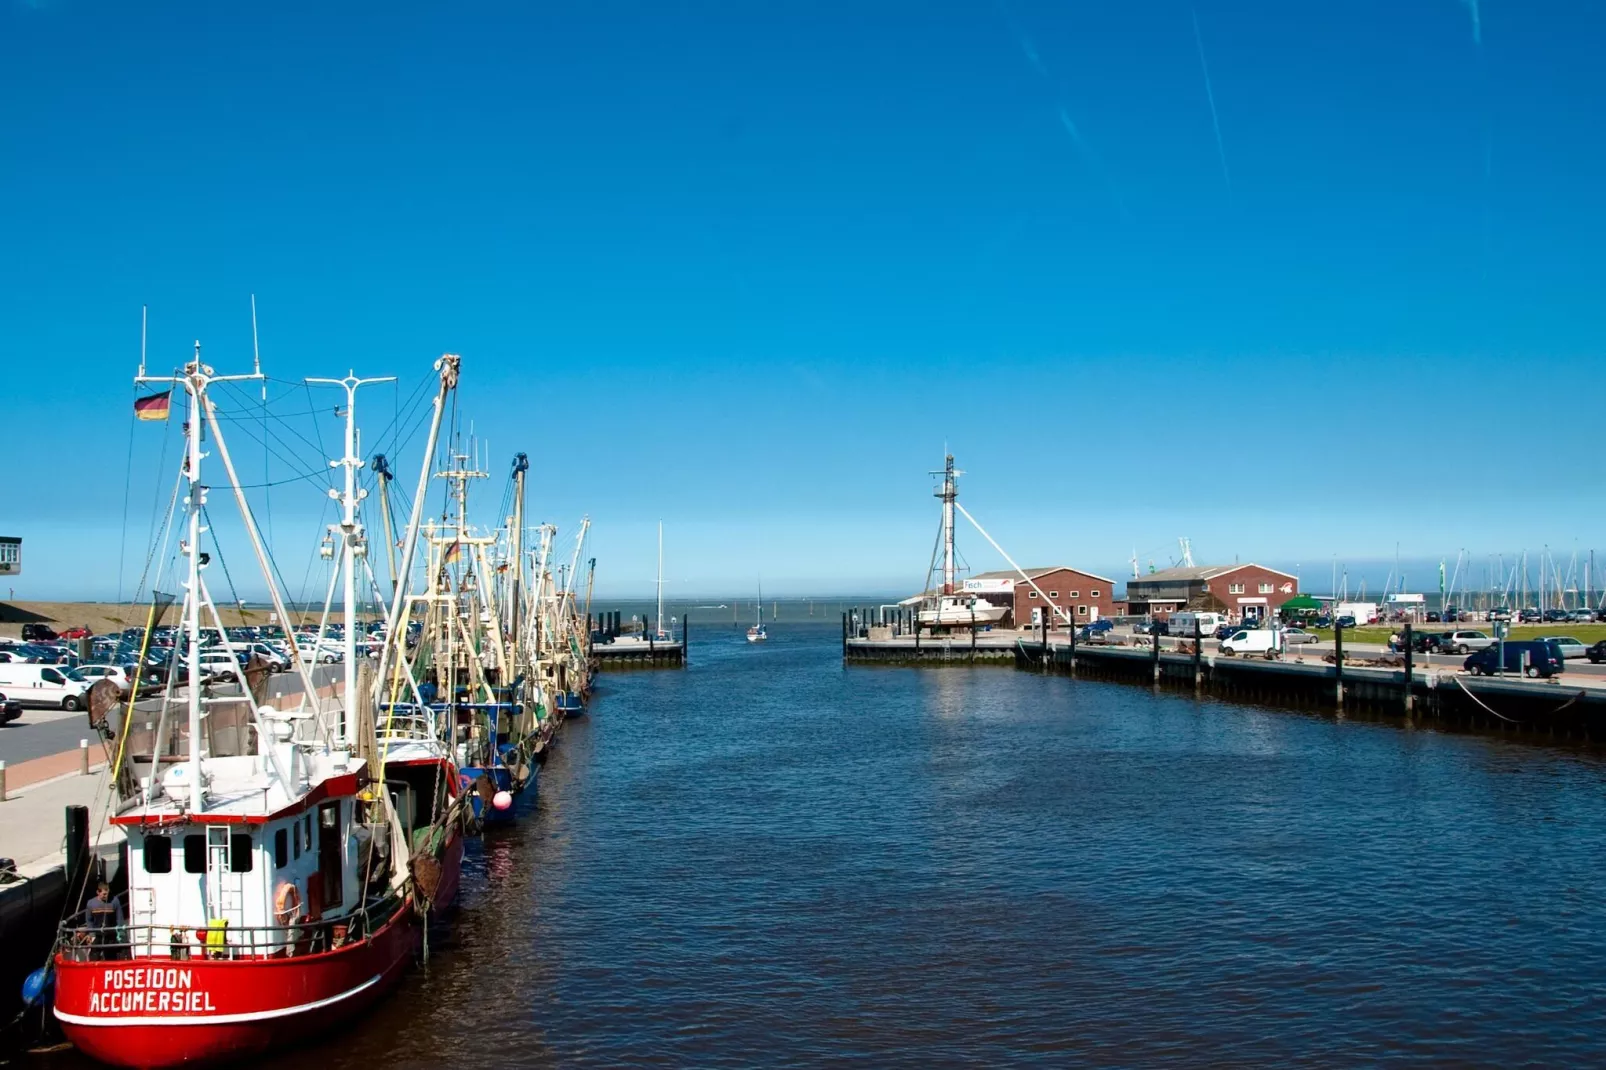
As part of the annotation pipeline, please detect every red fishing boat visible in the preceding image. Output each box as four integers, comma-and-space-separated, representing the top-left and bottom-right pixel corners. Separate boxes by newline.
51, 349, 466, 1068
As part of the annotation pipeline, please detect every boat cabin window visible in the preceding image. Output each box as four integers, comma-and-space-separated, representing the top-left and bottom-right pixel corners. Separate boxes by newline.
183, 834, 206, 874
230, 833, 253, 873
275, 828, 289, 867
143, 835, 173, 874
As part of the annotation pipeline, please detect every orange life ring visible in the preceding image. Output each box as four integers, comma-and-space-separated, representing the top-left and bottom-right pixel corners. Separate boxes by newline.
274, 881, 302, 925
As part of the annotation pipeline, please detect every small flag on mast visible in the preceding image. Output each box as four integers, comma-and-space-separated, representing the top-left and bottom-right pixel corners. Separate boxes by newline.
134, 390, 172, 422
443, 540, 461, 564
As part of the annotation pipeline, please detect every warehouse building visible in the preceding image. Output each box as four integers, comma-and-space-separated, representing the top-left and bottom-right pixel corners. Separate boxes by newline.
964, 567, 1119, 629
1123, 564, 1298, 623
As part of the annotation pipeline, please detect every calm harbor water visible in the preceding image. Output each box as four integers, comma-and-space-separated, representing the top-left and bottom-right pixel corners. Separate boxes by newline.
52, 622, 1606, 1066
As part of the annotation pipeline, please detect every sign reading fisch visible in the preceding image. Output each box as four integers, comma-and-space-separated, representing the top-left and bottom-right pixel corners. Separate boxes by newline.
89, 967, 216, 1014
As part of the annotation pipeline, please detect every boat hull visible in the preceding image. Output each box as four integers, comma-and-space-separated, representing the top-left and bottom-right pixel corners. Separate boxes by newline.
54, 903, 418, 1069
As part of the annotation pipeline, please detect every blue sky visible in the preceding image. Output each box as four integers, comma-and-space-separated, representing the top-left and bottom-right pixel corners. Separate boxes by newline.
2, 0, 1603, 602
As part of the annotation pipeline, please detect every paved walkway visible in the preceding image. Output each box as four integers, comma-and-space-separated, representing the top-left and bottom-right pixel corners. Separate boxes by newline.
0, 765, 123, 876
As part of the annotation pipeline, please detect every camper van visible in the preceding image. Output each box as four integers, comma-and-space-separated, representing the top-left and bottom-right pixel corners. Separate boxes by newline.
0, 663, 94, 710
1166, 612, 1227, 638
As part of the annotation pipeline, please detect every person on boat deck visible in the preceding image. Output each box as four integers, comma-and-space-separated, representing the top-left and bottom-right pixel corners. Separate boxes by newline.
85, 880, 125, 960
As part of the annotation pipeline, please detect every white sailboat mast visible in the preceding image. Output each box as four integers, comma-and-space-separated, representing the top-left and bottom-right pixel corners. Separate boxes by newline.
656, 521, 665, 634
307, 372, 393, 744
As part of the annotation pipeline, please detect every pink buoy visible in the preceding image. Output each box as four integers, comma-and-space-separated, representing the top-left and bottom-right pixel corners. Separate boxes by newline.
492, 790, 513, 811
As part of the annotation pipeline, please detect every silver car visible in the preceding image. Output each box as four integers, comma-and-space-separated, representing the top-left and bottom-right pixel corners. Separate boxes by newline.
1443, 630, 1494, 654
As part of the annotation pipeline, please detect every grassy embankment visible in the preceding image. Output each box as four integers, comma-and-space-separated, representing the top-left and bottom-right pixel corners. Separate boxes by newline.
0, 600, 269, 639
1309, 624, 1606, 646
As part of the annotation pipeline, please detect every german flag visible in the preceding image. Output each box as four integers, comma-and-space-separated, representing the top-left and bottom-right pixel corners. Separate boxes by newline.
134, 390, 172, 422
443, 540, 461, 564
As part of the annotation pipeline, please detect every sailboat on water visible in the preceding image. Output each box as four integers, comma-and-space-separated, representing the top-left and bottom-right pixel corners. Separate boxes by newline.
747, 580, 768, 642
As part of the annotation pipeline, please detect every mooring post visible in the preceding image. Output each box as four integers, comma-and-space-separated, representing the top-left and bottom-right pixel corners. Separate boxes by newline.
65, 804, 90, 910
1334, 619, 1345, 708
1040, 610, 1048, 671
1152, 620, 1162, 684
1402, 621, 1414, 715
1068, 617, 1077, 673
1193, 620, 1203, 691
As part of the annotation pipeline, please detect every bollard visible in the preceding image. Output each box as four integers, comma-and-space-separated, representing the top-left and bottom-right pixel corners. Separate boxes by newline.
1040, 610, 1048, 671
0, 760, 7, 802
65, 805, 90, 910
1152, 620, 1162, 684
1402, 622, 1414, 715
1334, 620, 1345, 708
1068, 617, 1077, 673
683, 614, 689, 668
80, 739, 90, 775
1193, 620, 1203, 691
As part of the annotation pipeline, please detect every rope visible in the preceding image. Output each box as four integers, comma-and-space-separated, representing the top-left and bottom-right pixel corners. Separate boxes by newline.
1449, 673, 1590, 723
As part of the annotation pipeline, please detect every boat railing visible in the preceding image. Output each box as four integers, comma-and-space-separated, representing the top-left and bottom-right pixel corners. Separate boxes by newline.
376, 708, 440, 742
56, 897, 400, 962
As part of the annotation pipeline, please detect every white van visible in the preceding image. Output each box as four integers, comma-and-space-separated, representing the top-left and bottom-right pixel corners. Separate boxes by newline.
1219, 628, 1279, 656
1167, 611, 1227, 638
0, 663, 94, 710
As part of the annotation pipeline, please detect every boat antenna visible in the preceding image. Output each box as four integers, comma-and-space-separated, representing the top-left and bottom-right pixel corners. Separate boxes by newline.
138, 304, 147, 378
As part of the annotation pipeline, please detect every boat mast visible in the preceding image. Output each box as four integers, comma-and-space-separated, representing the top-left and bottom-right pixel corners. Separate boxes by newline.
307, 372, 393, 745
139, 342, 265, 814
932, 454, 960, 595
656, 520, 664, 635
509, 453, 528, 672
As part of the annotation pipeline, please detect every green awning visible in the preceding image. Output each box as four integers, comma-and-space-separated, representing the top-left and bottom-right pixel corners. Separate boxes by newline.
1280, 594, 1321, 611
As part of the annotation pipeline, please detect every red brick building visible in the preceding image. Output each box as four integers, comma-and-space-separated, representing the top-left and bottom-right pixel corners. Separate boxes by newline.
1123, 564, 1299, 622
965, 568, 1120, 629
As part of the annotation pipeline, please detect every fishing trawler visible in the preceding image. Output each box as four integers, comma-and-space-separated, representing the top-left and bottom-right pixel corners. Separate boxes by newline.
51, 348, 463, 1068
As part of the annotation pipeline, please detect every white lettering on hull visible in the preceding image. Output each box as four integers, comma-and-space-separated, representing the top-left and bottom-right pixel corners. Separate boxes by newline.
55, 974, 383, 1027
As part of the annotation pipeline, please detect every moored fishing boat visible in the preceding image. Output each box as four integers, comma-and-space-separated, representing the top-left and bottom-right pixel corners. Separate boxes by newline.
51, 349, 465, 1068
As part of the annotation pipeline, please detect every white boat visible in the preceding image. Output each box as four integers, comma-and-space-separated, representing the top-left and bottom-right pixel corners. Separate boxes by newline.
917, 594, 1008, 628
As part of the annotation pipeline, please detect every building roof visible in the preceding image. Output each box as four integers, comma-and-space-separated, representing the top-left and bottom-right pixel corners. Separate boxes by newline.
970, 566, 1118, 584
1128, 563, 1297, 585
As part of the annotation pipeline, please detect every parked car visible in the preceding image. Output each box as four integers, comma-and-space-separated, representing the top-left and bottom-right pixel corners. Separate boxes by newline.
1587, 640, 1606, 664
1425, 611, 1442, 623
1313, 615, 1333, 629
0, 692, 21, 724
20, 624, 60, 642
1489, 607, 1513, 622
76, 664, 135, 695
1412, 631, 1455, 654
1567, 609, 1598, 623
0, 664, 93, 710
1282, 628, 1320, 645
1335, 615, 1357, 629
1519, 608, 1543, 623
1465, 641, 1564, 678
248, 643, 291, 671
1537, 636, 1588, 660
1542, 609, 1570, 623
1220, 629, 1278, 656
1442, 630, 1495, 654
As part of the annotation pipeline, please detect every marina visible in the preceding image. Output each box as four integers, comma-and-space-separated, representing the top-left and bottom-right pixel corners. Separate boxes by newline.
7, 2, 1606, 1062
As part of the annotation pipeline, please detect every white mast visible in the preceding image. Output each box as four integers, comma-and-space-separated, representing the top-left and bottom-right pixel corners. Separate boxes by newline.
656, 521, 665, 636
138, 342, 264, 814
307, 371, 394, 744
932, 454, 960, 594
